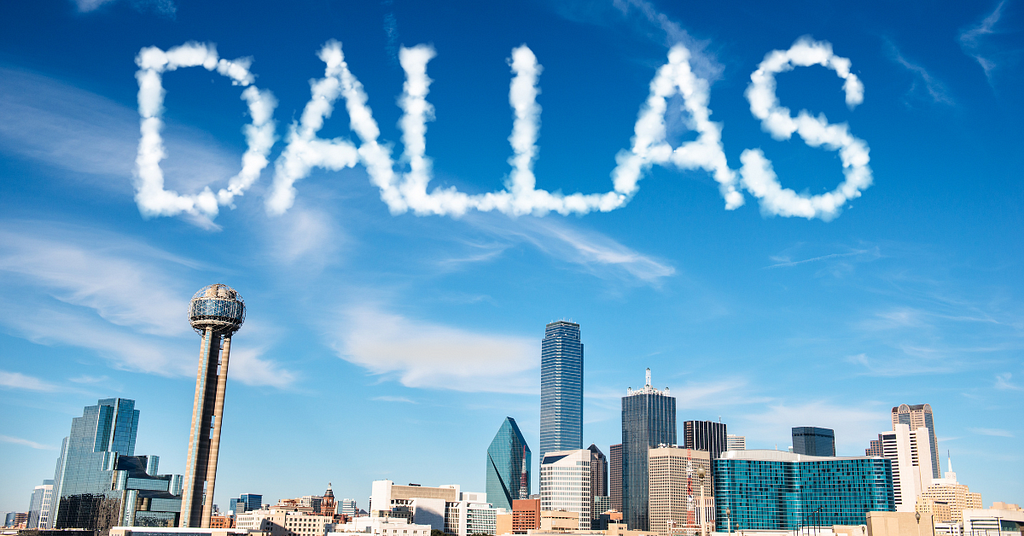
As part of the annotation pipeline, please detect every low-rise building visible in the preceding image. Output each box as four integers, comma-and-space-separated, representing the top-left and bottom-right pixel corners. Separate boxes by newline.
327, 515, 431, 536
962, 502, 1024, 536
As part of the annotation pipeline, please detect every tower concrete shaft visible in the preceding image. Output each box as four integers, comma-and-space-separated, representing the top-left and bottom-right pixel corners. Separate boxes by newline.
180, 328, 233, 528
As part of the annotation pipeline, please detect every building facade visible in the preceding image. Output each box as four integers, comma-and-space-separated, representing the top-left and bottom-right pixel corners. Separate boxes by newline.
792, 427, 836, 457
28, 480, 54, 529
51, 397, 141, 532
609, 444, 623, 513
486, 417, 531, 512
589, 444, 609, 522
369, 481, 459, 531
230, 494, 263, 516
622, 369, 676, 531
916, 458, 982, 524
540, 320, 584, 461
726, 435, 745, 451
540, 449, 592, 531
112, 455, 184, 528
714, 450, 894, 531
891, 404, 940, 479
682, 422, 727, 480
648, 447, 713, 536
871, 424, 934, 512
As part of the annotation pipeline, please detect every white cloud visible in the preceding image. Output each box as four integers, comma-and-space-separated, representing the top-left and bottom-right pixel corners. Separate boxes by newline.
0, 370, 61, 392
0, 434, 57, 450
610, 0, 723, 81
265, 40, 742, 219
767, 247, 879, 268
72, 0, 176, 16
133, 42, 277, 226
959, 1, 1008, 84
741, 37, 872, 221
332, 306, 538, 394
228, 347, 298, 389
373, 396, 418, 404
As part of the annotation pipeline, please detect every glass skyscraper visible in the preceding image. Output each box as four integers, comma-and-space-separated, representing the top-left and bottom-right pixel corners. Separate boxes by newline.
540, 321, 583, 463
714, 450, 894, 531
792, 426, 836, 457
486, 417, 532, 512
621, 369, 675, 532
51, 398, 140, 531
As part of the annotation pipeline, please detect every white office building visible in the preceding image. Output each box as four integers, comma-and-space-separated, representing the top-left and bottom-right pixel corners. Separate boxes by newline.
876, 424, 934, 512
540, 449, 592, 531
726, 435, 745, 451
328, 516, 432, 536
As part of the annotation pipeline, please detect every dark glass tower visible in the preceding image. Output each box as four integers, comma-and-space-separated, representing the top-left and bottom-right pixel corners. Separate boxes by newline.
792, 426, 836, 457
486, 417, 532, 512
683, 420, 728, 480
51, 398, 140, 531
588, 445, 608, 522
621, 369, 675, 531
540, 321, 583, 462
609, 444, 623, 512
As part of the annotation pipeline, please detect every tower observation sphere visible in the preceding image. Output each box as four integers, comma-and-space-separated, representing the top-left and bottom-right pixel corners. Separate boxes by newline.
188, 284, 245, 335
180, 284, 245, 529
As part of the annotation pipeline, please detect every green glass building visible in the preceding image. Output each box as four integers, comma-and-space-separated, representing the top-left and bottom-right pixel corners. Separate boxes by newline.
486, 417, 531, 512
714, 450, 895, 531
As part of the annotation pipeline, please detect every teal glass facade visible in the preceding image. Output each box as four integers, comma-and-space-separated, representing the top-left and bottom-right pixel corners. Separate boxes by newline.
713, 454, 895, 531
52, 398, 140, 531
486, 417, 531, 512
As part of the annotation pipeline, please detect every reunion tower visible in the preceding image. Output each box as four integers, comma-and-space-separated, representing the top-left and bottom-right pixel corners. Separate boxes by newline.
180, 284, 245, 528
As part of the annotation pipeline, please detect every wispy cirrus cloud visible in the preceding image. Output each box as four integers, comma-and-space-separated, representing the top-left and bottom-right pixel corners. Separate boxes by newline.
71, 0, 176, 17
995, 373, 1022, 390
969, 427, 1014, 438
373, 395, 418, 404
884, 39, 954, 106
739, 401, 889, 455
331, 305, 538, 394
958, 0, 1016, 85
466, 215, 675, 286
0, 370, 62, 392
0, 434, 57, 451
0, 220, 297, 388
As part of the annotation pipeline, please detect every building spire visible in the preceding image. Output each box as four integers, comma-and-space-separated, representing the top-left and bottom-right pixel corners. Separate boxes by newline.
646, 367, 651, 387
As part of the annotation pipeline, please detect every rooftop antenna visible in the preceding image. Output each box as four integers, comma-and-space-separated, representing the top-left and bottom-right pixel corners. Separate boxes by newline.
646, 368, 651, 387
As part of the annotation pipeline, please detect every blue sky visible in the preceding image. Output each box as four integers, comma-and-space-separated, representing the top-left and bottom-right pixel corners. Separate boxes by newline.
1, 0, 1022, 514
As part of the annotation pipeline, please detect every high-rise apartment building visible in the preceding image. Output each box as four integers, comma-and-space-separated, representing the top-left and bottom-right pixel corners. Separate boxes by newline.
892, 404, 940, 479
622, 368, 676, 531
486, 417, 531, 512
540, 321, 583, 461
51, 397, 140, 531
792, 427, 836, 457
683, 421, 727, 481
870, 424, 934, 512
587, 444, 608, 522
714, 450, 894, 531
181, 284, 246, 528
609, 444, 622, 512
540, 449, 592, 531
27, 480, 54, 529
648, 446, 714, 536
726, 435, 745, 451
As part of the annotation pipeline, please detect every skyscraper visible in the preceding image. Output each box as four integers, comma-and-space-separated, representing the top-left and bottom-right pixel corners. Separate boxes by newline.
792, 427, 836, 457
609, 444, 622, 513
181, 284, 246, 528
683, 420, 728, 481
540, 449, 592, 530
27, 480, 54, 529
648, 447, 713, 536
587, 445, 608, 523
486, 417, 531, 512
51, 398, 140, 531
621, 368, 676, 531
871, 423, 934, 511
540, 320, 583, 461
891, 404, 940, 479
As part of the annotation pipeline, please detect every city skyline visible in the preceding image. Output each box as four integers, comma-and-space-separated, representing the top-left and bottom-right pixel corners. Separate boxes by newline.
1, 0, 1022, 516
